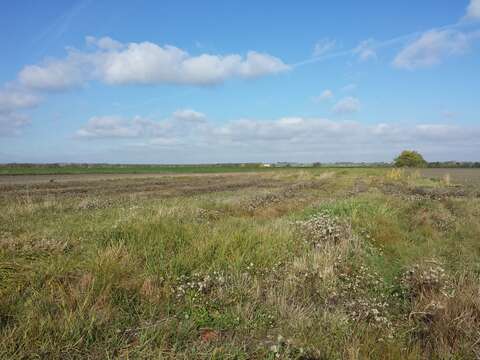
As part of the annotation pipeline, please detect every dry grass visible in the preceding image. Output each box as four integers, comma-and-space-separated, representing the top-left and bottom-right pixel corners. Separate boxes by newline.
1, 168, 480, 358
406, 270, 480, 358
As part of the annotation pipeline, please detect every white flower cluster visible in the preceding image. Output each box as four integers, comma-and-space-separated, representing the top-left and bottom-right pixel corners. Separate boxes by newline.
332, 262, 395, 330
401, 263, 451, 299
173, 271, 228, 300
295, 211, 346, 247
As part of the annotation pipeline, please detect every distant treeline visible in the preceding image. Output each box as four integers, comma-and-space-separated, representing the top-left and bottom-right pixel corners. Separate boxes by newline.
1, 162, 479, 172
428, 162, 480, 168
0, 163, 265, 168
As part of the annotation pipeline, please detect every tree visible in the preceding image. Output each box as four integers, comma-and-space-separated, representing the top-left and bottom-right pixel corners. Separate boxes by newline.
394, 150, 427, 168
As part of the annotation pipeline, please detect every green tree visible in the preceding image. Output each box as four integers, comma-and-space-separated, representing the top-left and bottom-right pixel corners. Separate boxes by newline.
394, 150, 427, 168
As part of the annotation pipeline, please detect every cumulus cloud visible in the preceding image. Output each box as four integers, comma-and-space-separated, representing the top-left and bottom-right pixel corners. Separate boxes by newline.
85, 36, 123, 50
0, 112, 30, 136
332, 97, 361, 114
414, 124, 475, 142
313, 89, 334, 103
74, 111, 480, 162
75, 115, 174, 138
76, 116, 142, 138
353, 39, 377, 61
313, 38, 336, 56
0, 88, 41, 113
76, 113, 363, 144
172, 109, 207, 122
0, 86, 40, 136
75, 112, 479, 147
465, 0, 480, 20
214, 117, 361, 144
75, 110, 210, 139
17, 36, 289, 90
19, 53, 88, 91
393, 29, 477, 69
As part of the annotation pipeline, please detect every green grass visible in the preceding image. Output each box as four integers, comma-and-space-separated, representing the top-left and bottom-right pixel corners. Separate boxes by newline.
0, 164, 274, 175
1, 168, 480, 358
0, 164, 394, 176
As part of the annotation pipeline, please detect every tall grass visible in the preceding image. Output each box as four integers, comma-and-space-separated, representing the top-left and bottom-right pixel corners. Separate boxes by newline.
1, 168, 480, 358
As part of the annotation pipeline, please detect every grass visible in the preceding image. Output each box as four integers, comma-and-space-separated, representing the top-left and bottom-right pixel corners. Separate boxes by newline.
0, 164, 393, 176
0, 164, 275, 175
1, 168, 480, 358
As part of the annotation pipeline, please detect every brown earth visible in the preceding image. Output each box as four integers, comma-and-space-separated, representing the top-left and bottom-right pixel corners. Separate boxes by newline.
0, 172, 285, 201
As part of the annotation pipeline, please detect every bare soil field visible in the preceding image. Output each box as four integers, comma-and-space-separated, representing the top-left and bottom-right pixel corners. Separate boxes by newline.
0, 172, 287, 201
416, 168, 480, 185
0, 171, 267, 186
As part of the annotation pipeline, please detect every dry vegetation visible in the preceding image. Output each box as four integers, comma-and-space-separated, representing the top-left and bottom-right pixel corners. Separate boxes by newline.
1, 168, 480, 359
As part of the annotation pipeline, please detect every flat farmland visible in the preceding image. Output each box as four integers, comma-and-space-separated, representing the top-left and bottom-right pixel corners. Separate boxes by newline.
417, 168, 480, 185
1, 168, 480, 359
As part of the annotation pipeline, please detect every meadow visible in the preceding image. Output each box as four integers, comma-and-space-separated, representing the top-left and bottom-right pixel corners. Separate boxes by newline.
1, 168, 480, 359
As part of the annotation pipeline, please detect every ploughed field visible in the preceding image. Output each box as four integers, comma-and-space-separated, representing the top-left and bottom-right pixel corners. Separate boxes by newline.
417, 168, 480, 185
1, 168, 480, 359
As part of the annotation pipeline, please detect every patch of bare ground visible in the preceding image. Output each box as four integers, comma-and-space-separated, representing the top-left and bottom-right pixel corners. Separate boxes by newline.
0, 173, 284, 201
412, 168, 480, 186
239, 178, 335, 219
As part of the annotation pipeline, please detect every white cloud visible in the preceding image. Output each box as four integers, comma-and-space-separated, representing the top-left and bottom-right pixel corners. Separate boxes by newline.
85, 36, 124, 50
74, 112, 480, 162
353, 39, 377, 61
173, 109, 207, 122
414, 124, 474, 141
79, 112, 473, 146
237, 51, 290, 78
465, 0, 480, 20
393, 29, 475, 70
313, 38, 336, 56
214, 117, 361, 143
75, 115, 175, 138
332, 97, 361, 114
0, 86, 40, 136
19, 54, 87, 91
0, 88, 41, 113
0, 112, 30, 136
313, 89, 334, 103
75, 110, 208, 139
75, 116, 145, 138
17, 37, 289, 90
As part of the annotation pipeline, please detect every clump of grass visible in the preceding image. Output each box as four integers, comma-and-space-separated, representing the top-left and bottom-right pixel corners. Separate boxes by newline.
400, 261, 451, 301
295, 211, 348, 248
405, 272, 480, 358
408, 169, 421, 181
386, 168, 405, 181
442, 173, 451, 186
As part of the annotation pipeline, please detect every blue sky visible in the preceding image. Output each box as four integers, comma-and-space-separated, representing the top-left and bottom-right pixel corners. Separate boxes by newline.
0, 0, 479, 163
